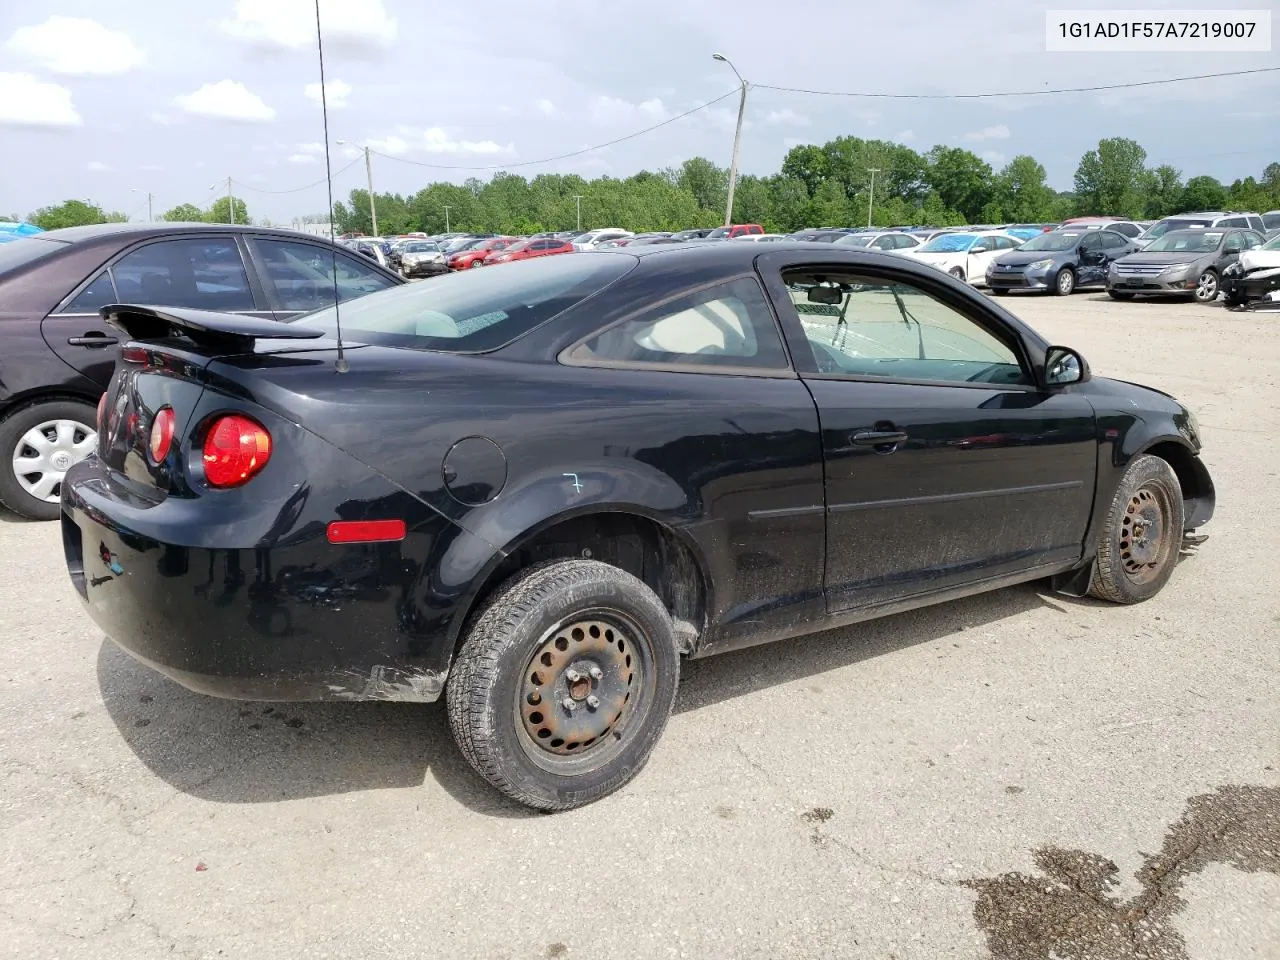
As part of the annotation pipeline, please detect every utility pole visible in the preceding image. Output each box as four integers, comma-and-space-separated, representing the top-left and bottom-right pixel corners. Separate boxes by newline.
866, 168, 880, 227
443, 206, 452, 232
132, 188, 154, 222
713, 53, 748, 228
209, 179, 237, 224
337, 140, 377, 235
572, 194, 584, 231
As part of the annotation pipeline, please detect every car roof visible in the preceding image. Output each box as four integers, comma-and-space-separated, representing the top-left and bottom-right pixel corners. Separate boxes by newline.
38, 221, 350, 244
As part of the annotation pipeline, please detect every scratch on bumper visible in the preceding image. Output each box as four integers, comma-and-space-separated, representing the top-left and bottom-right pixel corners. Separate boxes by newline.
328, 665, 446, 702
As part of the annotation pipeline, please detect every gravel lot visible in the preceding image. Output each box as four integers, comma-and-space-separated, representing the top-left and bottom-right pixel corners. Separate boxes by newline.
2, 292, 1277, 960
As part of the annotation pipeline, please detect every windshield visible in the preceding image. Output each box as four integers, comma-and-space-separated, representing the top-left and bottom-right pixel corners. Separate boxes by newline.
920, 233, 976, 253
401, 242, 438, 253
835, 234, 874, 247
1262, 234, 1280, 250
1017, 231, 1081, 252
1146, 219, 1213, 240
1144, 230, 1223, 253
501, 240, 533, 253
299, 254, 634, 352
1263, 213, 1280, 230
706, 227, 732, 239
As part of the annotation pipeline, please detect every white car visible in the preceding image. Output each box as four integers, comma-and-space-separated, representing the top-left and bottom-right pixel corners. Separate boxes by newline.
900, 230, 1023, 285
727, 233, 789, 242
572, 229, 634, 251
1237, 233, 1280, 273
833, 231, 923, 252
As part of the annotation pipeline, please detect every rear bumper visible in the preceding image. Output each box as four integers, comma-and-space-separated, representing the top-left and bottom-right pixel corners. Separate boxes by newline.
61, 455, 495, 702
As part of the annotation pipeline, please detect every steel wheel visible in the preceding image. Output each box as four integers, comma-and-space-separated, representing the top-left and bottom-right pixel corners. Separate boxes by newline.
11, 418, 96, 504
515, 609, 653, 775
1194, 270, 1219, 302
1118, 483, 1175, 586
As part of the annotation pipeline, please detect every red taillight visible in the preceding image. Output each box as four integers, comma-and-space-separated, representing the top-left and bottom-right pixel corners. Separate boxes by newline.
202, 414, 271, 487
96, 393, 107, 433
326, 520, 406, 544
121, 346, 149, 364
149, 407, 175, 463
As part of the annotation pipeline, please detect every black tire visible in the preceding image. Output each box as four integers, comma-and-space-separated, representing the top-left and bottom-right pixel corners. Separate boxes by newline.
0, 399, 97, 521
1054, 267, 1076, 296
949, 267, 966, 281
1194, 269, 1219, 303
1088, 454, 1184, 605
1108, 290, 1135, 300
447, 559, 680, 811
990, 288, 1009, 296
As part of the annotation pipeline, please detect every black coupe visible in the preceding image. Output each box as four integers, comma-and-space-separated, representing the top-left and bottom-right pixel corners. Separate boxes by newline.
61, 242, 1215, 810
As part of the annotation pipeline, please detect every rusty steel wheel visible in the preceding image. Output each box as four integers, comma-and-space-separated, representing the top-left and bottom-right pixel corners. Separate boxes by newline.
1089, 454, 1184, 604
516, 611, 652, 774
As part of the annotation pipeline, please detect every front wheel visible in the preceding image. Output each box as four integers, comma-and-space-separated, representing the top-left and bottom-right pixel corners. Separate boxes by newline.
1089, 455, 1185, 604
1054, 267, 1076, 296
1194, 269, 1219, 303
0, 400, 98, 521
447, 559, 680, 811
469, 258, 485, 268
1108, 289, 1135, 300
949, 267, 966, 282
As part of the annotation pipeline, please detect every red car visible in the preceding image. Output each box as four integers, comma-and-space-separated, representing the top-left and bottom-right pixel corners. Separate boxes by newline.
487, 237, 575, 264
448, 237, 518, 270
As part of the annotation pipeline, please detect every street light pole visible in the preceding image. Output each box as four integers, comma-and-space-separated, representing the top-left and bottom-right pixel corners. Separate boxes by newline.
866, 167, 880, 227
713, 52, 748, 228
132, 188, 154, 222
572, 194, 583, 231
443, 206, 452, 232
337, 140, 378, 236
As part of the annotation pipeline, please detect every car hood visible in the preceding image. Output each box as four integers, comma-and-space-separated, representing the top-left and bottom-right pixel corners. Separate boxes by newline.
1239, 248, 1280, 272
907, 249, 966, 262
1085, 375, 1199, 446
1114, 250, 1215, 267
992, 250, 1069, 267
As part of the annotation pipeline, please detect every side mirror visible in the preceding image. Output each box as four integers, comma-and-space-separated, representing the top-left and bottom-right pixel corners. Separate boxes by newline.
1045, 346, 1089, 386
970, 245, 990, 254
1223, 244, 1242, 255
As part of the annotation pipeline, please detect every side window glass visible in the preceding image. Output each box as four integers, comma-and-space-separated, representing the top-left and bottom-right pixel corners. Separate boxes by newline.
60, 270, 118, 314
784, 273, 1031, 387
1099, 232, 1126, 250
252, 238, 396, 312
1220, 217, 1245, 227
568, 277, 790, 371
109, 238, 255, 311
1079, 233, 1102, 252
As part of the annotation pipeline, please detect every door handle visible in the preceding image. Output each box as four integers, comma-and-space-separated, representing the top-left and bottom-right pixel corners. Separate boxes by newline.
67, 335, 119, 347
853, 430, 908, 447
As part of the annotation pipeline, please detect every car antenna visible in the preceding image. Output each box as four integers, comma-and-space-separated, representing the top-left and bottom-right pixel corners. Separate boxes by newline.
313, 0, 348, 373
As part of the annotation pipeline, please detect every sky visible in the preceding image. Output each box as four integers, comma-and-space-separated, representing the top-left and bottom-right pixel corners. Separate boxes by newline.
1, 0, 1277, 224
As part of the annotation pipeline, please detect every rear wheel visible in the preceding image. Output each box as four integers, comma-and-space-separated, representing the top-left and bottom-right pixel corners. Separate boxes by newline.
447, 559, 680, 811
1054, 267, 1076, 296
1194, 269, 1219, 303
1089, 455, 1184, 604
949, 267, 966, 282
469, 257, 485, 268
990, 288, 1009, 296
0, 400, 98, 521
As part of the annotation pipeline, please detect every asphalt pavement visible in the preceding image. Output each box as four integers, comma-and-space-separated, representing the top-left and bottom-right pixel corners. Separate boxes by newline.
1, 291, 1276, 959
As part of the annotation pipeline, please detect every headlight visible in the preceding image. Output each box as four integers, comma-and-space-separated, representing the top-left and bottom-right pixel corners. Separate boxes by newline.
1026, 259, 1054, 271
1223, 262, 1243, 277
1160, 263, 1194, 276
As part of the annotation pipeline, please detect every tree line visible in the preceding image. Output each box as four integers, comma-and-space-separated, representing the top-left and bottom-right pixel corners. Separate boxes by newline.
24, 137, 1280, 237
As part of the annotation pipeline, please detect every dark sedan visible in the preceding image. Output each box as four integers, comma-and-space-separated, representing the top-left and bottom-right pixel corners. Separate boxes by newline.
0, 223, 403, 520
986, 228, 1135, 295
62, 242, 1214, 811
1108, 228, 1264, 302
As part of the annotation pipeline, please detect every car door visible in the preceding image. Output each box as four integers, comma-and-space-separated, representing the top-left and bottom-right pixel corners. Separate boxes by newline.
1094, 231, 1131, 284
758, 253, 1098, 611
965, 236, 999, 281
1217, 231, 1256, 273
245, 236, 400, 318
41, 234, 270, 388
1075, 232, 1109, 285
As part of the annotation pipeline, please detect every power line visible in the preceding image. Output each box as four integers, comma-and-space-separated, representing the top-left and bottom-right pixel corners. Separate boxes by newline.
754, 66, 1280, 100
370, 89, 740, 171
231, 155, 362, 194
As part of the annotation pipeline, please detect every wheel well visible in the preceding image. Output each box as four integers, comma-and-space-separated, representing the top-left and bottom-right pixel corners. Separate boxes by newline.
0, 389, 100, 423
462, 512, 708, 656
1142, 440, 1211, 504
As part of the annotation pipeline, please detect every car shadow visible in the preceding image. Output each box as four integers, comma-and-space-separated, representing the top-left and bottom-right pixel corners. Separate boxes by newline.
97, 580, 1067, 817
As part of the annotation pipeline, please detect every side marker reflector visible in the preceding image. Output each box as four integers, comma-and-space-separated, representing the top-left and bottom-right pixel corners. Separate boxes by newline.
326, 520, 407, 544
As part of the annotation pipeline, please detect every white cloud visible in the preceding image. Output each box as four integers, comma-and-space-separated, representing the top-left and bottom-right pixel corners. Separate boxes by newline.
764, 108, 809, 127
175, 80, 276, 122
964, 124, 1010, 141
221, 0, 396, 57
592, 95, 668, 124
86, 161, 109, 172
536, 99, 556, 117
287, 154, 317, 164
5, 16, 145, 76
893, 129, 915, 142
367, 127, 511, 157
304, 79, 351, 109
782, 137, 808, 150
140, 164, 165, 172
981, 150, 1007, 165
297, 142, 326, 155
0, 73, 81, 128
149, 111, 176, 125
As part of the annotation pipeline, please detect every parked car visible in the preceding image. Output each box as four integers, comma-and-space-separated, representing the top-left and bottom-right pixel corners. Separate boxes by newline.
1262, 210, 1280, 232
352, 239, 393, 269
833, 231, 923, 252
0, 223, 402, 520
62, 241, 1214, 811
1138, 211, 1267, 247
450, 237, 518, 270
1059, 217, 1145, 239
488, 237, 575, 263
571, 229, 633, 251
986, 228, 1136, 296
1221, 232, 1280, 307
398, 241, 449, 278
785, 230, 847, 243
1108, 228, 1264, 302
728, 234, 791, 242
704, 224, 764, 240
902, 230, 1023, 285
623, 236, 685, 246
670, 229, 712, 241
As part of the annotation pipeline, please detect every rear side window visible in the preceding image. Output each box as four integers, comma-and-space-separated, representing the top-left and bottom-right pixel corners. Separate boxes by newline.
252, 238, 396, 312
107, 238, 255, 311
296, 252, 634, 352
566, 277, 790, 372
1110, 222, 1141, 237
61, 270, 119, 313
1099, 231, 1128, 250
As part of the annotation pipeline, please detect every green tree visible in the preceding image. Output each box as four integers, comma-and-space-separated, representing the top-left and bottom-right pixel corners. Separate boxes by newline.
161, 203, 205, 222
993, 155, 1054, 222
676, 157, 728, 215
1180, 175, 1227, 212
1073, 137, 1148, 218
205, 195, 250, 225
28, 199, 127, 230
781, 144, 829, 198
1141, 165, 1183, 218
925, 146, 994, 222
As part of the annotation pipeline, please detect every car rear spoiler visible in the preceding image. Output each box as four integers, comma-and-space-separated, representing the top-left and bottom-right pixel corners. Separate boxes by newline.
101, 304, 325, 351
